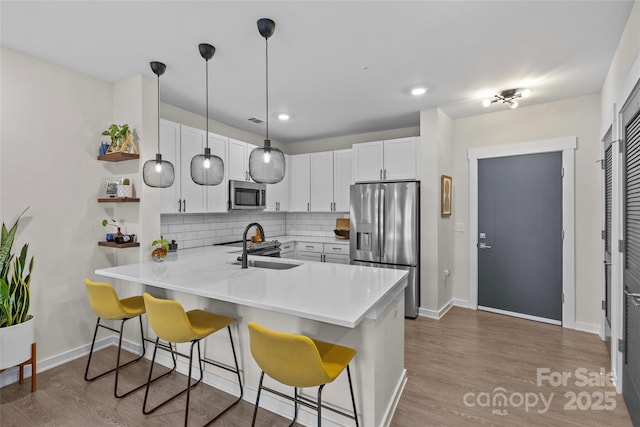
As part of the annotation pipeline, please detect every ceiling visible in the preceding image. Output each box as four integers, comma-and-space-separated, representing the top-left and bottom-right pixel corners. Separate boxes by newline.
1, 1, 634, 144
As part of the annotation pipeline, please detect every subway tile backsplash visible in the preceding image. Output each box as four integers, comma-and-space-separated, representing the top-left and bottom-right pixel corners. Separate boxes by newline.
160, 211, 349, 250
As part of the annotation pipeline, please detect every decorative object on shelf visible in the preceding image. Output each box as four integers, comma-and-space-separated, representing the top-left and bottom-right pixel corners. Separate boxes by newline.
116, 178, 134, 198
191, 43, 224, 186
102, 218, 123, 240
482, 88, 531, 109
151, 236, 169, 262
0, 208, 37, 392
441, 174, 452, 217
249, 18, 286, 184
143, 61, 175, 188
101, 123, 139, 154
99, 176, 124, 198
99, 142, 110, 156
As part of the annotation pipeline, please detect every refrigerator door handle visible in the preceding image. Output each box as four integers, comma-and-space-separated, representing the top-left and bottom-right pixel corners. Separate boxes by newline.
379, 186, 385, 258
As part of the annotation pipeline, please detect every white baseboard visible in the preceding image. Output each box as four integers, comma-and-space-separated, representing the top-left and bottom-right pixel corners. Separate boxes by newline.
574, 321, 601, 336
418, 299, 454, 319
452, 298, 473, 309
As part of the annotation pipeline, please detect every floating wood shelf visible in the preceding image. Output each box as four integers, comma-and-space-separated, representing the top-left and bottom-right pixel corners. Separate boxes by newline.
98, 241, 140, 248
97, 152, 140, 162
98, 197, 140, 203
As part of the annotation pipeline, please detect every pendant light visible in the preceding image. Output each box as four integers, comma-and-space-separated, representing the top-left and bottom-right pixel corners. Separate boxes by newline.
143, 61, 175, 188
249, 18, 286, 184
191, 43, 224, 186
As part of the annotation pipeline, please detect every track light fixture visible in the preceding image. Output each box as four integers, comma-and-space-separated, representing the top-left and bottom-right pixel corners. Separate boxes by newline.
482, 88, 531, 109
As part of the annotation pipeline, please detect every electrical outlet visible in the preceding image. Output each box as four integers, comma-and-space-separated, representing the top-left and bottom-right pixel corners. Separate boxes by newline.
454, 223, 464, 232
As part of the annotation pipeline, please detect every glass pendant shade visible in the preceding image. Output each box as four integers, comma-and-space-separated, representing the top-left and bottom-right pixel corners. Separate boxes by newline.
143, 154, 175, 188
250, 18, 286, 184
249, 140, 285, 184
143, 61, 175, 188
191, 147, 224, 185
190, 43, 224, 186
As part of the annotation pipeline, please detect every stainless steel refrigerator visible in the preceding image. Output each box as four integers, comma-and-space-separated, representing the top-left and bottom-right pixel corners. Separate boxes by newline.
350, 181, 420, 318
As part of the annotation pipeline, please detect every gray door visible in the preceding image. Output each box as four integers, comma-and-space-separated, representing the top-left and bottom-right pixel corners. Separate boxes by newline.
622, 81, 640, 427
478, 152, 563, 322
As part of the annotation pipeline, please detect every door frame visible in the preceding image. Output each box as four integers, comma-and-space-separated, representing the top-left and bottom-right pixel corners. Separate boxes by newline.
467, 137, 577, 329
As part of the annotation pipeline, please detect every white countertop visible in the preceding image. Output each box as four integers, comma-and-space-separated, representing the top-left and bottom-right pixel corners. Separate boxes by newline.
95, 245, 406, 328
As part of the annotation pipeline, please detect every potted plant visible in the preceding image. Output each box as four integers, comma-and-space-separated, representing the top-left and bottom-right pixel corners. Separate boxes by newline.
102, 218, 123, 241
151, 236, 169, 262
0, 208, 35, 371
101, 123, 131, 153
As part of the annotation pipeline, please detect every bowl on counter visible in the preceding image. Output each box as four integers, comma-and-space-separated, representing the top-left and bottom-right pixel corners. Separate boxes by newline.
334, 229, 349, 239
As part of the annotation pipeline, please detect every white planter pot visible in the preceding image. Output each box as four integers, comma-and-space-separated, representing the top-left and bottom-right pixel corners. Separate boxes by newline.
116, 184, 133, 198
0, 315, 34, 370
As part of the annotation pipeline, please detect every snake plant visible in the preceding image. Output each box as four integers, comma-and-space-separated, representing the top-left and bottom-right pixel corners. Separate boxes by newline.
0, 208, 33, 327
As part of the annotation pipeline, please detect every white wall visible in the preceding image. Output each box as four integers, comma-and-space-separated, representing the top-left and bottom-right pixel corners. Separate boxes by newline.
450, 93, 602, 326
0, 47, 115, 360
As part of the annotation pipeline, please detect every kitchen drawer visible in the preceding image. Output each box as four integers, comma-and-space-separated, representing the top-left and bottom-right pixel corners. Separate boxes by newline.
296, 242, 323, 253
297, 251, 322, 262
323, 243, 349, 256
280, 241, 295, 255
324, 253, 350, 265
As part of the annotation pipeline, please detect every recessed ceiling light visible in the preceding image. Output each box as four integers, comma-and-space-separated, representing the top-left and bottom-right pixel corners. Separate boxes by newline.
411, 87, 427, 96
277, 113, 290, 121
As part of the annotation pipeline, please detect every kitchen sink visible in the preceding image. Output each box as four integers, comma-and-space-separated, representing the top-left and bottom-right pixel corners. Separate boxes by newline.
231, 260, 302, 270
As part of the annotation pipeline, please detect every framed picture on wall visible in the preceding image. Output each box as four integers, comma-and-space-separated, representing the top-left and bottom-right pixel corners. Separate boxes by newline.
441, 175, 452, 217
100, 176, 123, 198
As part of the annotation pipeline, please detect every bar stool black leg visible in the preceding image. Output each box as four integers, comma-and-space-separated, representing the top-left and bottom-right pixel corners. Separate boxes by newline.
252, 371, 265, 426
347, 365, 359, 427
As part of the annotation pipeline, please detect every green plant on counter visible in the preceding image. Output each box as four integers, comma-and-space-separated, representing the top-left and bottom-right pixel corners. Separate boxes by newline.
0, 208, 34, 328
152, 236, 169, 251
101, 123, 130, 150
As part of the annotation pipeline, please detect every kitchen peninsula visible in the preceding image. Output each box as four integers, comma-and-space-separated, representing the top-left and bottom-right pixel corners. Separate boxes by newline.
95, 244, 408, 426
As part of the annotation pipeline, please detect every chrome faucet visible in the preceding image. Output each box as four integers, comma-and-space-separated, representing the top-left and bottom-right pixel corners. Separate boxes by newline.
241, 222, 265, 268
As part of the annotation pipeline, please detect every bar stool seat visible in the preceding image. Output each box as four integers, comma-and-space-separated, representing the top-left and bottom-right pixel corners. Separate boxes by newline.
142, 293, 243, 427
248, 322, 359, 426
84, 278, 172, 398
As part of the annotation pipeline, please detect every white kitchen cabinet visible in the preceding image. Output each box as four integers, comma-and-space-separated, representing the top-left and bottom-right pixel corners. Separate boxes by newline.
352, 137, 418, 182
310, 152, 334, 212
160, 121, 206, 214
160, 120, 227, 214
295, 241, 349, 264
279, 241, 295, 259
228, 138, 257, 182
266, 154, 289, 212
205, 132, 229, 213
289, 154, 311, 212
306, 150, 352, 212
332, 149, 352, 211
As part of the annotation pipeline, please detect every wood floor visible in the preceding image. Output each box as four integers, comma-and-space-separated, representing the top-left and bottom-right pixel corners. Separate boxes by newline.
0, 307, 633, 426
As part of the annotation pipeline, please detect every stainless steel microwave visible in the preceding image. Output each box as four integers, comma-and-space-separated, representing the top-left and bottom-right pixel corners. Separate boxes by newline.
229, 180, 266, 210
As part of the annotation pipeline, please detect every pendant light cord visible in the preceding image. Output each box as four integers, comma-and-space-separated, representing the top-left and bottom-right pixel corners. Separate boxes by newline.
265, 36, 269, 141
157, 73, 160, 154
205, 57, 210, 150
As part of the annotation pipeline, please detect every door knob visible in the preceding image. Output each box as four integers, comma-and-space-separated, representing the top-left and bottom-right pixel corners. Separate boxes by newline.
478, 242, 492, 249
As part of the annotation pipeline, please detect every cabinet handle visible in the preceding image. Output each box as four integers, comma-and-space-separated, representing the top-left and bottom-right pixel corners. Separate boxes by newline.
183, 199, 186, 212
307, 202, 310, 211
384, 169, 387, 180
178, 199, 182, 213
306, 245, 314, 249
332, 247, 342, 251
380, 169, 383, 180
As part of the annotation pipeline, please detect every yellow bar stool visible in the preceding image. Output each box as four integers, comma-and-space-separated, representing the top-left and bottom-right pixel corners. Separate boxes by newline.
84, 278, 175, 398
142, 293, 243, 427
248, 322, 359, 426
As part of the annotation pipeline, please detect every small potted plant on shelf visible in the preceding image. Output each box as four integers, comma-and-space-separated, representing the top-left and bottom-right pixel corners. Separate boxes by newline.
102, 218, 123, 241
101, 124, 138, 155
0, 208, 36, 375
116, 178, 134, 198
151, 236, 169, 262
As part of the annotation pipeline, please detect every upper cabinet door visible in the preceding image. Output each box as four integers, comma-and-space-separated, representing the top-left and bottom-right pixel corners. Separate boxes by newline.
228, 138, 249, 182
179, 125, 206, 213
206, 132, 228, 213
333, 149, 352, 212
383, 137, 418, 181
266, 153, 289, 212
310, 152, 334, 212
159, 120, 181, 214
352, 141, 384, 182
289, 154, 311, 212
